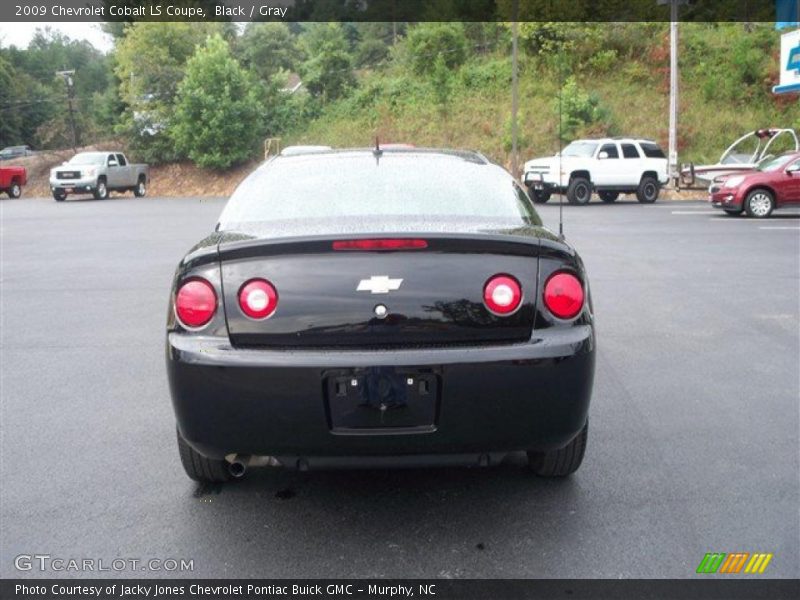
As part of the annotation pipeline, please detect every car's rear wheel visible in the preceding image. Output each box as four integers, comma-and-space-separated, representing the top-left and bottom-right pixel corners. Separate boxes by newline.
133, 177, 146, 197
93, 178, 108, 200
177, 428, 231, 483
744, 189, 774, 218
528, 421, 588, 477
567, 177, 592, 205
529, 187, 551, 203
599, 191, 618, 203
636, 176, 660, 203
53, 190, 66, 202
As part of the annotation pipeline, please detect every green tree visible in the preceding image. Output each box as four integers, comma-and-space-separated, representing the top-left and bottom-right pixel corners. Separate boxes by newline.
405, 23, 468, 75
350, 22, 400, 67
238, 23, 301, 83
298, 24, 355, 102
556, 76, 613, 141
0, 56, 23, 146
115, 22, 229, 106
114, 22, 229, 162
171, 34, 267, 169
355, 38, 390, 68
1, 27, 112, 148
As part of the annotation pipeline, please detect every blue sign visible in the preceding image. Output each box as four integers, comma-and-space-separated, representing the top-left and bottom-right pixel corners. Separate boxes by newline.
774, 29, 800, 93
788, 44, 800, 72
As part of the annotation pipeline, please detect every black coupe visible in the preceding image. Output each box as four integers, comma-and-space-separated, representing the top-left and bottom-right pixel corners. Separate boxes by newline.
167, 147, 595, 482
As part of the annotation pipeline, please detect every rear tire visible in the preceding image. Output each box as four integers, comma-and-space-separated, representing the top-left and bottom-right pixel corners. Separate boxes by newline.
53, 190, 66, 202
133, 177, 146, 198
528, 421, 588, 477
566, 177, 592, 205
177, 428, 231, 483
8, 182, 22, 198
636, 176, 660, 203
744, 189, 774, 218
529, 188, 551, 204
93, 178, 108, 200
599, 191, 618, 203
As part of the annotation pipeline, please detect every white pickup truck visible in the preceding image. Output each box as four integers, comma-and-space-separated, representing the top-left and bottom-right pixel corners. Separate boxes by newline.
50, 151, 149, 202
523, 138, 669, 205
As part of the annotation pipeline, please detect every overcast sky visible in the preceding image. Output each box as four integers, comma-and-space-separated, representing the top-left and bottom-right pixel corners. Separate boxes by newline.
0, 22, 113, 52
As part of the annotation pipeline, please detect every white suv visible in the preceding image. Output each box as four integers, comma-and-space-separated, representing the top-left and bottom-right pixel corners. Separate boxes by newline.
523, 138, 669, 205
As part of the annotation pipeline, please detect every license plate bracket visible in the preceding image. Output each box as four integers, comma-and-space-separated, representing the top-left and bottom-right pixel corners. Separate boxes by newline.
325, 367, 438, 433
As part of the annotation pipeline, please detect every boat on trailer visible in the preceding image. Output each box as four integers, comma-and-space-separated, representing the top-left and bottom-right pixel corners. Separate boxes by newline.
680, 128, 799, 188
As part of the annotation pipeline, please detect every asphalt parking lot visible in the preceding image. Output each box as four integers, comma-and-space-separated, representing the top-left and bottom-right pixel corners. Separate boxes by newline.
1, 195, 798, 579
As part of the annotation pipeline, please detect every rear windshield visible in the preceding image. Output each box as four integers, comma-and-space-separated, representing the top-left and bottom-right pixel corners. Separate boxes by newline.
639, 142, 666, 158
218, 153, 540, 229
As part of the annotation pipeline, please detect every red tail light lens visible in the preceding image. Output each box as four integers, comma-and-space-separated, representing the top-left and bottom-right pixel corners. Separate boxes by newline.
483, 274, 522, 315
175, 278, 217, 328
332, 239, 428, 251
238, 279, 278, 320
543, 272, 584, 319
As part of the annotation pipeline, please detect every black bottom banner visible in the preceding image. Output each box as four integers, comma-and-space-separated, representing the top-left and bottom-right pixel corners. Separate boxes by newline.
2, 579, 799, 600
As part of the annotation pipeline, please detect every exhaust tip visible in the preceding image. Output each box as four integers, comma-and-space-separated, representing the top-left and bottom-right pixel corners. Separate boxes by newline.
228, 455, 249, 478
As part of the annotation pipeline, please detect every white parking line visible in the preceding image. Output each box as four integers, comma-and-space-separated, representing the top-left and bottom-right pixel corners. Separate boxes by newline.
656, 204, 708, 208
671, 210, 719, 215
758, 226, 800, 230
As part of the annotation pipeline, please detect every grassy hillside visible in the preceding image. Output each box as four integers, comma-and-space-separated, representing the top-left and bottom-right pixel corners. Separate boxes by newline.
286, 23, 800, 169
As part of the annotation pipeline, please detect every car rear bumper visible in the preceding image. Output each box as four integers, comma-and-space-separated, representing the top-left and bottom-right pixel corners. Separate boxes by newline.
167, 326, 595, 462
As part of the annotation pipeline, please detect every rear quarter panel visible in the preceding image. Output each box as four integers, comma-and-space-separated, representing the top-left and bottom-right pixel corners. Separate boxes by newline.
0, 166, 26, 187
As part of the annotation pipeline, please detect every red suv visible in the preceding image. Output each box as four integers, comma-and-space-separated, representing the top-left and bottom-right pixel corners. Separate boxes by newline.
709, 152, 800, 218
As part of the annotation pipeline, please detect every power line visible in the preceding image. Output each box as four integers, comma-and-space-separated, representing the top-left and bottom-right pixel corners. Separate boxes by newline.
0, 98, 57, 112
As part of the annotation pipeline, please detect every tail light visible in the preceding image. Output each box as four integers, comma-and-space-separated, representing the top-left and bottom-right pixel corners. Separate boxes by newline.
332, 239, 428, 251
238, 279, 278, 319
175, 278, 217, 328
483, 274, 522, 315
543, 272, 584, 319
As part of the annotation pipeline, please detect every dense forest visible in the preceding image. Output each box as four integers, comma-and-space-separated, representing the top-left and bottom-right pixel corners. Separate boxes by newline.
1, 22, 797, 168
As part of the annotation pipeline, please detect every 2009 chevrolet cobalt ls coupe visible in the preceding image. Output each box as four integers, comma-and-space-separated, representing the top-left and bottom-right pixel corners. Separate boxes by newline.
167, 148, 595, 482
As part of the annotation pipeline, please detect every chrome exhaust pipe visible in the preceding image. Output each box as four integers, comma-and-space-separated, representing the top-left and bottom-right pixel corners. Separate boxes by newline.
228, 454, 249, 478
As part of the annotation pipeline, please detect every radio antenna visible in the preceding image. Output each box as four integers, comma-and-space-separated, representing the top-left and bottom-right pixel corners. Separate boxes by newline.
558, 57, 565, 239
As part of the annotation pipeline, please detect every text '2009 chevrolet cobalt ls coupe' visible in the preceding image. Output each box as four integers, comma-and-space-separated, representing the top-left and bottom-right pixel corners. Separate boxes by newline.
167, 148, 595, 482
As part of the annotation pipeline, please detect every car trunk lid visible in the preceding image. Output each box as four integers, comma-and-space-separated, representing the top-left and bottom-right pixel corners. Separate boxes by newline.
218, 229, 541, 348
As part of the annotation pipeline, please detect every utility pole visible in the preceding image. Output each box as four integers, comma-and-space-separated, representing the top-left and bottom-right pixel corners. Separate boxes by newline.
668, 0, 679, 187
510, 0, 520, 179
56, 70, 78, 152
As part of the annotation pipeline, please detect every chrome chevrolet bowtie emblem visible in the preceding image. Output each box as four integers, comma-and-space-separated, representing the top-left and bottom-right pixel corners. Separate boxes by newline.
357, 276, 403, 294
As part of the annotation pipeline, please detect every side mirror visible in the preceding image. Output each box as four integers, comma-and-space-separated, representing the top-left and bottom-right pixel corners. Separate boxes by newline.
108, 159, 118, 167
598, 151, 609, 159
786, 164, 800, 174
